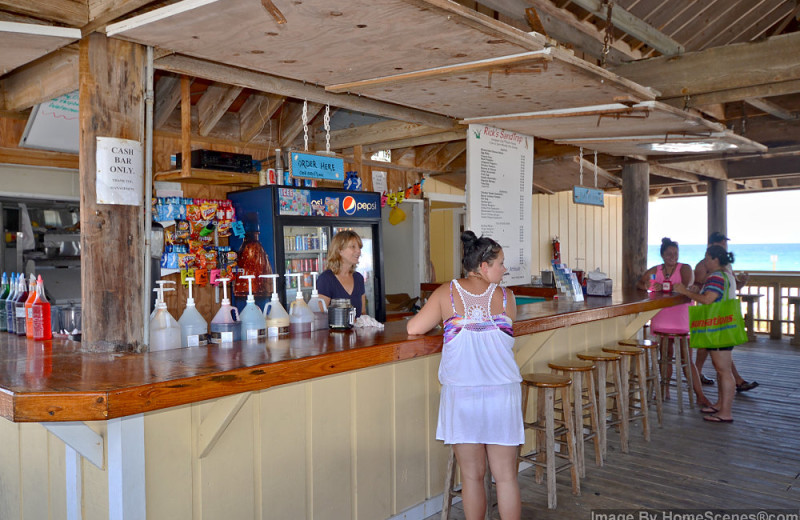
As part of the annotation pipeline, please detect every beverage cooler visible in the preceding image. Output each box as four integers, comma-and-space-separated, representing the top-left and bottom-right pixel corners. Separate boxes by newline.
228, 186, 385, 322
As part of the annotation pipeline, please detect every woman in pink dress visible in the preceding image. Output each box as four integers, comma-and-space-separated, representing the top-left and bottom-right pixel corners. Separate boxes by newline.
637, 237, 709, 406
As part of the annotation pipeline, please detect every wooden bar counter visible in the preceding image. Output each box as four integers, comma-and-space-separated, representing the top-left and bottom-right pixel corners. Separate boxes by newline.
0, 289, 683, 423
0, 289, 686, 520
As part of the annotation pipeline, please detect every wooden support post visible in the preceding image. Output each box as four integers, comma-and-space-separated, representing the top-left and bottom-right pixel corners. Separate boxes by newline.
621, 162, 649, 291
79, 33, 146, 352
707, 179, 727, 237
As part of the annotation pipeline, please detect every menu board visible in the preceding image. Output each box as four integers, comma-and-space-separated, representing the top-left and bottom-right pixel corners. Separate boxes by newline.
466, 124, 533, 285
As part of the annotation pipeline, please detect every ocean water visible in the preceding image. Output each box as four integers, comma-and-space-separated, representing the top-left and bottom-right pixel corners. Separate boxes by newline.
647, 243, 800, 272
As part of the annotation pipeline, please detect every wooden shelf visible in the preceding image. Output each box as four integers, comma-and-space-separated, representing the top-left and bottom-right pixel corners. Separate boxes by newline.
154, 168, 259, 186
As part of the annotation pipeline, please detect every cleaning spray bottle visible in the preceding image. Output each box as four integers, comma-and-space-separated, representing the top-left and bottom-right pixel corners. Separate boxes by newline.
260, 274, 289, 337
210, 278, 240, 344
0, 272, 10, 332
178, 277, 208, 347
307, 272, 328, 331
32, 275, 52, 341
149, 282, 181, 351
286, 273, 313, 334
239, 275, 266, 341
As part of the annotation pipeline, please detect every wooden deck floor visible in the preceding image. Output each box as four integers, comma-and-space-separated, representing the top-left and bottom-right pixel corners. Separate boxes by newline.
426, 337, 800, 519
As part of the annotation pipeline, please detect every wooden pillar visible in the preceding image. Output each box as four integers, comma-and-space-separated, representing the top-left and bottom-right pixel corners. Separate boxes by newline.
707, 179, 727, 237
79, 34, 146, 352
622, 161, 649, 291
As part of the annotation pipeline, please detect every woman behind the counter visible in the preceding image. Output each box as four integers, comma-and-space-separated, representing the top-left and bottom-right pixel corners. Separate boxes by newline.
317, 230, 366, 318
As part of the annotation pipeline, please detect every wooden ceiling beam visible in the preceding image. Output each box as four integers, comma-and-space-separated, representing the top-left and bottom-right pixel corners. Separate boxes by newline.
359, 130, 466, 154
744, 97, 798, 120
155, 54, 457, 130
83, 0, 157, 36
158, 106, 277, 148
566, 0, 684, 55
611, 31, 800, 100
648, 163, 700, 183
196, 83, 243, 136
524, 0, 645, 65
0, 0, 87, 27
153, 75, 184, 129
660, 159, 728, 181
662, 78, 800, 109
435, 141, 467, 171
322, 120, 447, 151
0, 145, 78, 169
279, 101, 322, 149
415, 143, 448, 167
239, 92, 284, 143
0, 44, 78, 111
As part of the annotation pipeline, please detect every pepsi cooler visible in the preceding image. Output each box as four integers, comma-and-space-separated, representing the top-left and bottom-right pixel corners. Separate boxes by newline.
228, 186, 385, 321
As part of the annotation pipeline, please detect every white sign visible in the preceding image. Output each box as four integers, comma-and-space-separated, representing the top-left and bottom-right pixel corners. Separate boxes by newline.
466, 124, 533, 285
372, 170, 388, 194
96, 137, 143, 205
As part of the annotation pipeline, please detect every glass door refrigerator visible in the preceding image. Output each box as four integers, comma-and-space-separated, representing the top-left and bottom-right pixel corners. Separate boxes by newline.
228, 186, 385, 321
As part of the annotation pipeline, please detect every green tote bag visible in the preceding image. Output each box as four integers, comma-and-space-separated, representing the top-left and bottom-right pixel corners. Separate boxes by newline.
688, 274, 748, 349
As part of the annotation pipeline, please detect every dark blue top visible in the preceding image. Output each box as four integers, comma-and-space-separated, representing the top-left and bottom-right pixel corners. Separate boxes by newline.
317, 269, 365, 317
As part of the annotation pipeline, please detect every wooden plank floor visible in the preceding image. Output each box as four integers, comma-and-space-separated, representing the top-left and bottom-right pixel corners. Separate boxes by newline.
426, 337, 800, 519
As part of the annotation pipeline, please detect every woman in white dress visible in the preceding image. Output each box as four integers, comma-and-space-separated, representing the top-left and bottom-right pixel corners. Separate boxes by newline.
407, 231, 521, 520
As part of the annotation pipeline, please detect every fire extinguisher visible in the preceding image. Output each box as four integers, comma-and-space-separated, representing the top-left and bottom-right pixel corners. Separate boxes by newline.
552, 236, 561, 262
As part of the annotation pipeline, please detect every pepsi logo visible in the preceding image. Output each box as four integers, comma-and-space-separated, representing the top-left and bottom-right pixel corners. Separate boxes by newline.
342, 196, 357, 215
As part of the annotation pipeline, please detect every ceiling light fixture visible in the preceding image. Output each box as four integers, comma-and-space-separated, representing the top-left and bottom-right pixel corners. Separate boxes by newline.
639, 141, 739, 153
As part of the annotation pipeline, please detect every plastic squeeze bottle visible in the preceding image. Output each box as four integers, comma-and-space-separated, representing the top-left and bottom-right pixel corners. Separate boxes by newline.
210, 278, 240, 345
149, 283, 181, 351
32, 275, 52, 341
239, 275, 266, 341
260, 274, 289, 337
25, 274, 37, 338
6, 273, 20, 333
14, 273, 30, 336
307, 272, 328, 331
0, 272, 10, 332
178, 277, 208, 347
286, 273, 313, 334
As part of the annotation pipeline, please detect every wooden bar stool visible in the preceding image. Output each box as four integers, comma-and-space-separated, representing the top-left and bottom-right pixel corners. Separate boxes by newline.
619, 339, 663, 426
602, 345, 650, 443
547, 358, 601, 475
517, 373, 579, 510
654, 332, 695, 414
441, 447, 493, 520
576, 350, 626, 458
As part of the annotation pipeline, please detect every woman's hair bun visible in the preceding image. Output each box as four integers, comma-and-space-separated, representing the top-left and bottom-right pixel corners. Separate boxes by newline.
661, 237, 672, 245
461, 230, 479, 249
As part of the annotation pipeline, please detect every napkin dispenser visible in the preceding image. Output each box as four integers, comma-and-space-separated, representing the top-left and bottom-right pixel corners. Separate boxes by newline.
586, 269, 613, 296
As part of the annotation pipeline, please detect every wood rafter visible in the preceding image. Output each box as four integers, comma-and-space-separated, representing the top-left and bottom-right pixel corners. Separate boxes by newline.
0, 44, 78, 111
744, 97, 798, 120
359, 130, 466, 154
611, 31, 800, 100
155, 54, 457, 130
153, 75, 184, 129
83, 0, 158, 35
0, 0, 87, 26
239, 92, 284, 143
196, 83, 243, 136
278, 101, 322, 149
322, 120, 447, 151
567, 0, 684, 55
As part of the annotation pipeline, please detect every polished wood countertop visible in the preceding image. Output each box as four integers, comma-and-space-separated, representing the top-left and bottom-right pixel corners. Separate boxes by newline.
0, 290, 686, 423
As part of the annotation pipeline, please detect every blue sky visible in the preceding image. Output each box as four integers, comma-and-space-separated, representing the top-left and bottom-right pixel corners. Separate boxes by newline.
648, 189, 800, 245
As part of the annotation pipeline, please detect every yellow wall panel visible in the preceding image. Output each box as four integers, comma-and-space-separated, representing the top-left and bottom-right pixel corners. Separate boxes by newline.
145, 404, 193, 520
82, 422, 109, 520
394, 358, 429, 513
355, 365, 394, 520
21, 424, 49, 519
260, 383, 308, 520
310, 375, 353, 520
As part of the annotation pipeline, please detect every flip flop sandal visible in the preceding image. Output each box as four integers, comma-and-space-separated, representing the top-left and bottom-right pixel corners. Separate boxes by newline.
700, 406, 719, 414
736, 381, 759, 392
704, 415, 733, 423
700, 375, 714, 385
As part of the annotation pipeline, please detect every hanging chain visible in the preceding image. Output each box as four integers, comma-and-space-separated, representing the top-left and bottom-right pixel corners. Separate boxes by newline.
579, 146, 584, 186
593, 150, 599, 188
302, 100, 309, 151
600, 0, 614, 69
324, 104, 331, 153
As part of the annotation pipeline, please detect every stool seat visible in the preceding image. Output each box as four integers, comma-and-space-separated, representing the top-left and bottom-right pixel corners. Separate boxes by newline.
602, 345, 643, 356
547, 359, 595, 372
577, 350, 621, 362
619, 339, 655, 348
522, 373, 572, 388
